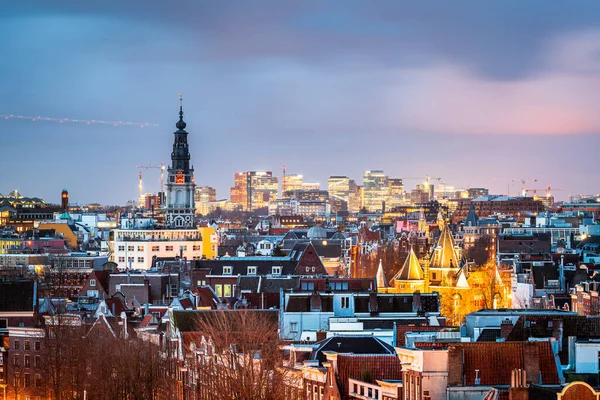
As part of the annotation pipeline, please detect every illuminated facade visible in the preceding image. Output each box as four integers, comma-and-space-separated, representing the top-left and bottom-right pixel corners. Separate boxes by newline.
328, 176, 350, 212
282, 174, 303, 197
230, 171, 279, 211
301, 182, 320, 191
387, 178, 405, 210
363, 170, 388, 212
194, 186, 217, 215
111, 227, 218, 270
165, 97, 196, 228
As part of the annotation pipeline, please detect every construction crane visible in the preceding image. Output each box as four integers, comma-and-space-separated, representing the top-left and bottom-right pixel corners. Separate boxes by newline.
136, 162, 166, 192
401, 174, 442, 186
525, 185, 563, 198
518, 178, 537, 197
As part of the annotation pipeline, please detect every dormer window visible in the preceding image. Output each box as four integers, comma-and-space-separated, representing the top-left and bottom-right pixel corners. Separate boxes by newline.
89, 279, 96, 287
272, 266, 281, 275
247, 266, 257, 275
223, 266, 232, 275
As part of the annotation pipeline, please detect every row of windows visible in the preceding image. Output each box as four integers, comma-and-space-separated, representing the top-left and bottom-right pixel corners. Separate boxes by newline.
13, 372, 43, 389
13, 340, 41, 351
117, 245, 202, 252
352, 382, 379, 399
117, 257, 145, 263
222, 266, 282, 275
13, 354, 41, 368
214, 284, 236, 297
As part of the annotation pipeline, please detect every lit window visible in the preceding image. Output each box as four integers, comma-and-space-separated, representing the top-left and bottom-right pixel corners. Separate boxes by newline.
215, 284, 223, 297
224, 284, 232, 297
137, 246, 144, 252
152, 246, 159, 252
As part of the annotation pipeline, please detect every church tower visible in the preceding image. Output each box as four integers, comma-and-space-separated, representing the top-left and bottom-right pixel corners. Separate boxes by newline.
165, 95, 196, 228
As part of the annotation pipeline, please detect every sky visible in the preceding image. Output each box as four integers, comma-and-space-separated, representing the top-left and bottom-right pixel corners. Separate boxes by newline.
1, 1, 600, 205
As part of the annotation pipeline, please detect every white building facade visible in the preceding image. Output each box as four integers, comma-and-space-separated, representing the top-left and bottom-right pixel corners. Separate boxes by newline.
111, 229, 203, 270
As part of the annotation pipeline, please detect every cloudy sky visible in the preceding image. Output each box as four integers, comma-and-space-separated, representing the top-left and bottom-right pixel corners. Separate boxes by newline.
1, 1, 600, 205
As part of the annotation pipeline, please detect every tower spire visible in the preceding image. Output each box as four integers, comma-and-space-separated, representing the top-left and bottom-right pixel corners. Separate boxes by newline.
176, 93, 186, 130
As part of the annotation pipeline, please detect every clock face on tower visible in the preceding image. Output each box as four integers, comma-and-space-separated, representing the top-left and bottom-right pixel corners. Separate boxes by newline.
176, 172, 184, 184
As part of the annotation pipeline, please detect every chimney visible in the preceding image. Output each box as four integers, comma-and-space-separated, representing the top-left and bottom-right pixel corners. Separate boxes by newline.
509, 369, 529, 400
551, 320, 564, 352
310, 291, 322, 312
500, 318, 513, 340
412, 291, 422, 313
120, 311, 128, 340
369, 290, 378, 314
316, 330, 327, 342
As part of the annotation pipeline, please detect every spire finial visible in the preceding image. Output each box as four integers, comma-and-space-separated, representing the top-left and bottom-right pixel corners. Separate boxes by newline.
176, 93, 186, 130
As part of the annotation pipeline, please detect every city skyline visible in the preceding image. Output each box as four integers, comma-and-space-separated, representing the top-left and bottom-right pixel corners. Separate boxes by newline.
3, 1, 600, 204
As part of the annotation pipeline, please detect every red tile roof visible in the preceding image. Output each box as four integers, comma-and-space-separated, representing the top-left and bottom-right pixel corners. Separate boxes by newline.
447, 342, 559, 386
104, 297, 126, 316
192, 286, 220, 309
140, 314, 153, 328
179, 298, 194, 310
336, 354, 403, 398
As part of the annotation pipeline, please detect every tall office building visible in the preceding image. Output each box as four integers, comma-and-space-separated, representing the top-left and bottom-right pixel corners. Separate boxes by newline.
328, 176, 350, 212
165, 98, 196, 228
194, 186, 217, 203
363, 170, 388, 212
282, 174, 303, 198
387, 178, 405, 210
348, 180, 361, 213
230, 171, 279, 211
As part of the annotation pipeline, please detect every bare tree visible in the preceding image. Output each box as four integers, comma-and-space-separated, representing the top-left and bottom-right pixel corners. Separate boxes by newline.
190, 310, 288, 400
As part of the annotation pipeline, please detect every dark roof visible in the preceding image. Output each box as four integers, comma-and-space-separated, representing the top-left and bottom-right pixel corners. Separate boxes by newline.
195, 258, 298, 276
284, 292, 440, 313
531, 264, 559, 289
477, 328, 502, 342
92, 270, 110, 294
0, 280, 35, 312
313, 336, 395, 365
104, 297, 126, 316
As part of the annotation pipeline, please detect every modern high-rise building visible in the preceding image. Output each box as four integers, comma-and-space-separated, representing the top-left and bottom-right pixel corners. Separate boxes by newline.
348, 180, 361, 213
194, 186, 217, 204
363, 170, 388, 212
387, 178, 405, 210
328, 176, 350, 212
282, 174, 303, 198
194, 186, 217, 215
230, 171, 279, 211
165, 98, 196, 228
